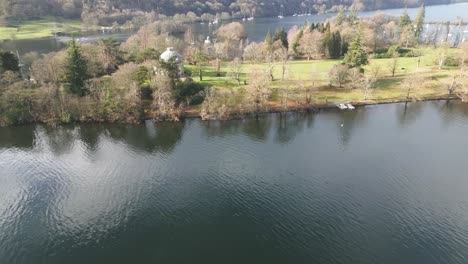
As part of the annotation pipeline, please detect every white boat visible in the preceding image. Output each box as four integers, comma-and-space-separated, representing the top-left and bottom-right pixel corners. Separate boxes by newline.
337, 104, 348, 110
247, 16, 254, 21
278, 15, 284, 19
346, 104, 355, 110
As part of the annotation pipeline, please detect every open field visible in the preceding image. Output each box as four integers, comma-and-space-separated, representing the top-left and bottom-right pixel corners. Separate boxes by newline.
0, 17, 82, 40
185, 47, 466, 107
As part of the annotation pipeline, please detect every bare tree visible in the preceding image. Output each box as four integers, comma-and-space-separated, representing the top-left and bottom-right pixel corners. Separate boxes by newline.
265, 53, 276, 81
279, 81, 292, 111
216, 22, 246, 59
304, 79, 315, 106
243, 42, 266, 63
369, 63, 381, 79
194, 49, 208, 81
274, 47, 290, 81
328, 64, 350, 88
388, 53, 399, 78
227, 57, 243, 85
298, 31, 323, 60
31, 51, 67, 85
461, 42, 468, 68
151, 72, 178, 120
245, 68, 272, 113
447, 71, 464, 96
436, 44, 449, 70
398, 26, 416, 48
401, 72, 425, 101
201, 88, 237, 120
348, 68, 363, 89
361, 76, 376, 100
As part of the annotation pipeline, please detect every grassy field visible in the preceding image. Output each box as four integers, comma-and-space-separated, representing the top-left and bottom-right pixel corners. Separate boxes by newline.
185, 47, 465, 106
0, 17, 82, 40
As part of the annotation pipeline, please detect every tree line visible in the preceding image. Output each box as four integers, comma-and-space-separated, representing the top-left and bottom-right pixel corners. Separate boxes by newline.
0, 0, 458, 24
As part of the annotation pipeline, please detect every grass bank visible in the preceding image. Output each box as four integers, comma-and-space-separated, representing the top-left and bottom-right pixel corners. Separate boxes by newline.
0, 17, 82, 40
184, 47, 466, 115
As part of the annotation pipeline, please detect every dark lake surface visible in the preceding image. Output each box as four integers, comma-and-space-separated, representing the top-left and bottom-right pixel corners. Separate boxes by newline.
1, 100, 468, 264
2, 2, 468, 54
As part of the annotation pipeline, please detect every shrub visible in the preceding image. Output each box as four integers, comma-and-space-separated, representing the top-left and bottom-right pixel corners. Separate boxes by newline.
174, 78, 205, 105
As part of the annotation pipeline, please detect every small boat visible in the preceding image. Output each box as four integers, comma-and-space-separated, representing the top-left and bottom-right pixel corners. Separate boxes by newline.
337, 104, 348, 110
346, 104, 355, 110
247, 16, 254, 21
278, 15, 284, 19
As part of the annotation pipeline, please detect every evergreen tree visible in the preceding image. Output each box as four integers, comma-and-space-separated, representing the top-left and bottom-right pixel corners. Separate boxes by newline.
398, 8, 412, 32
0, 51, 19, 72
318, 23, 325, 33
323, 30, 342, 59
309, 23, 316, 32
274, 27, 288, 49
336, 7, 346, 25
322, 27, 332, 55
330, 31, 342, 59
292, 29, 304, 54
414, 3, 425, 38
344, 27, 368, 67
265, 30, 272, 45
64, 38, 89, 96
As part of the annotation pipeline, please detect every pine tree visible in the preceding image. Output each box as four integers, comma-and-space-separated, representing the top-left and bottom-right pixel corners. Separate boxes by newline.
292, 29, 303, 54
309, 23, 316, 32
344, 27, 368, 67
322, 27, 332, 56
64, 38, 89, 96
330, 31, 342, 59
398, 8, 412, 32
265, 30, 272, 45
0, 51, 19, 72
414, 3, 425, 39
274, 27, 288, 49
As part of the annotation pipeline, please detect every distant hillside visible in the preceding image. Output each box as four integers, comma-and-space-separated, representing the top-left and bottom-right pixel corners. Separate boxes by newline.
0, 0, 466, 22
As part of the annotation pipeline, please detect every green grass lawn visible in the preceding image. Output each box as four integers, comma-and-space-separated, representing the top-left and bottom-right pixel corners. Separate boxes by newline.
185, 47, 465, 106
0, 17, 82, 40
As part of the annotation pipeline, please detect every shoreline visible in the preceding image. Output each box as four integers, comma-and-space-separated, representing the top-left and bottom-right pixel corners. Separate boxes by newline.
183, 94, 461, 119
1, 95, 462, 127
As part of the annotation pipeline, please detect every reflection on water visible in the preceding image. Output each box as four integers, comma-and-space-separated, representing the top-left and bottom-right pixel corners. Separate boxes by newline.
397, 102, 424, 127
1, 101, 468, 264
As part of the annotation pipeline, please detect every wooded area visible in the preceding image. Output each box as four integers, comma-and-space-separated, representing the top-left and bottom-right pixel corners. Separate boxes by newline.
0, 0, 459, 22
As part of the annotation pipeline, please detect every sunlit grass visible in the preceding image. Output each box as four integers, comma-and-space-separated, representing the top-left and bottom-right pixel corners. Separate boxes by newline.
0, 16, 82, 40
186, 47, 465, 105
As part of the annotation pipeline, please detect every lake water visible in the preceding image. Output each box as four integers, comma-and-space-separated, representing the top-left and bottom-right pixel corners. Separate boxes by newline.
1, 100, 468, 263
2, 2, 468, 55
